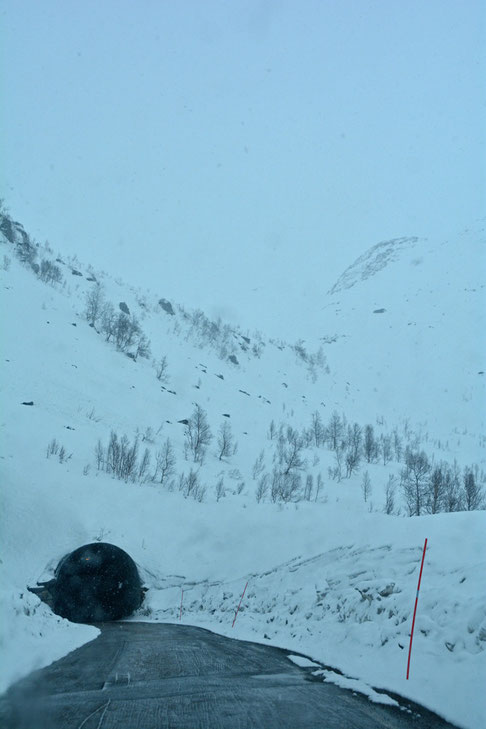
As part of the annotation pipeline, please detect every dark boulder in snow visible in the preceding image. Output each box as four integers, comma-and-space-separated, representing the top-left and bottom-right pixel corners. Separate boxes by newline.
51, 543, 144, 624
119, 301, 130, 315
158, 298, 175, 315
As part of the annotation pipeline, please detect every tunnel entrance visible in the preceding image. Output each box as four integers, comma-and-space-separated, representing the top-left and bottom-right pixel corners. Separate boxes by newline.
31, 543, 145, 624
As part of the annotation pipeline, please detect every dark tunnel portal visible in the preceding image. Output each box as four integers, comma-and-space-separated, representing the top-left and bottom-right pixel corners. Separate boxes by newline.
52, 542, 144, 624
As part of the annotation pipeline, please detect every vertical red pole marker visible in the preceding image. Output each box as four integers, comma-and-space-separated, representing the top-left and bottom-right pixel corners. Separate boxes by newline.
179, 588, 183, 621
406, 538, 428, 679
232, 581, 248, 628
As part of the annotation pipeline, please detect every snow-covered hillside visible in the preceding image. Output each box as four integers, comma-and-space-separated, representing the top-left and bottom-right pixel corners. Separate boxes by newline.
318, 227, 486, 447
1, 214, 485, 729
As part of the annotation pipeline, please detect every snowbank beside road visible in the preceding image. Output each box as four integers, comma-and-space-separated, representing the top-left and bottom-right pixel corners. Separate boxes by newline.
140, 510, 486, 729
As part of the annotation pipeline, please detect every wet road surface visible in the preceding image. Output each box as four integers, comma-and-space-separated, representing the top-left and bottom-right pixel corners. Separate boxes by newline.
0, 622, 459, 728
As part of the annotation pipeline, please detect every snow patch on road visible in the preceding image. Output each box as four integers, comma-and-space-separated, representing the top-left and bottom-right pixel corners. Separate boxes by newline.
312, 669, 400, 707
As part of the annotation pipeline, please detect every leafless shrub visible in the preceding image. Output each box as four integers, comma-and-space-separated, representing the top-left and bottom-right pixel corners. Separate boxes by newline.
138, 448, 151, 482
84, 284, 105, 327
392, 429, 403, 461
363, 425, 379, 463
135, 333, 151, 360
345, 446, 361, 478
184, 469, 199, 497
442, 461, 462, 512
380, 434, 393, 465
185, 404, 212, 464
255, 473, 269, 503
97, 300, 150, 359
329, 446, 344, 481
46, 439, 71, 463
425, 465, 446, 514
463, 467, 484, 510
113, 312, 141, 352
101, 302, 116, 341
304, 474, 314, 501
327, 411, 345, 451
314, 473, 324, 502
179, 469, 206, 501
215, 477, 225, 501
155, 355, 169, 382
347, 423, 362, 459
96, 431, 143, 483
278, 428, 306, 476
361, 471, 372, 502
400, 448, 430, 516
154, 438, 176, 485
217, 420, 236, 461
39, 259, 63, 284
270, 468, 282, 503
46, 439, 60, 458
383, 474, 396, 514
87, 407, 102, 422
301, 428, 313, 448
280, 472, 302, 502
95, 439, 104, 470
270, 467, 301, 503
252, 449, 265, 480
310, 411, 324, 447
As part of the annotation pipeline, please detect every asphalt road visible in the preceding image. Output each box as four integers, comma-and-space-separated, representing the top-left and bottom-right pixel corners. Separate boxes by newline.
0, 622, 459, 729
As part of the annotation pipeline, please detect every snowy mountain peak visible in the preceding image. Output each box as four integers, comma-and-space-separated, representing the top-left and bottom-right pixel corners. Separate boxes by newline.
328, 236, 419, 294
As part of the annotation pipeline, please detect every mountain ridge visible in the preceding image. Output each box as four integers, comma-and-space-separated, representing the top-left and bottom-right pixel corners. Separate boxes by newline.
328, 236, 420, 295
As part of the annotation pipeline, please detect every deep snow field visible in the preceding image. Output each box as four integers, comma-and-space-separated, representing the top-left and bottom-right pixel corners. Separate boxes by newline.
1, 219, 485, 729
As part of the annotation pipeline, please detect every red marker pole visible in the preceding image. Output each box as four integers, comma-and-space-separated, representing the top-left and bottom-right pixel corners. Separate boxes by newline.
232, 581, 248, 628
406, 538, 428, 679
179, 588, 183, 621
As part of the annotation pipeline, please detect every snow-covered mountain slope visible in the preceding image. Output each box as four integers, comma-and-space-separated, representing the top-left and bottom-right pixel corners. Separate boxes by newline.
316, 226, 486, 448
1, 215, 485, 729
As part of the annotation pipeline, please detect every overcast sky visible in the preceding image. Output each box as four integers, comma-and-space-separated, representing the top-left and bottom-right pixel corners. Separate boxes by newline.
1, 0, 484, 338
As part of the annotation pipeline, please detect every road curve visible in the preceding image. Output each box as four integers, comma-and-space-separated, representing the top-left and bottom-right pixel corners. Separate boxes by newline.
0, 622, 458, 729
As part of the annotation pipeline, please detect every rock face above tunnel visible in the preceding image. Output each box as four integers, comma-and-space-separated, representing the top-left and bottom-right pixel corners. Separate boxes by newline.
52, 543, 144, 624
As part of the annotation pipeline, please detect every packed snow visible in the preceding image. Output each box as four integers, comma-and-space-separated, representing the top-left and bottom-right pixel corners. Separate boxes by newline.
1, 218, 485, 729
311, 670, 400, 707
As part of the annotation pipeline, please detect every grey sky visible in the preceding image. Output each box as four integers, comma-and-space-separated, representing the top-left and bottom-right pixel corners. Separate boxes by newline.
1, 0, 484, 338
